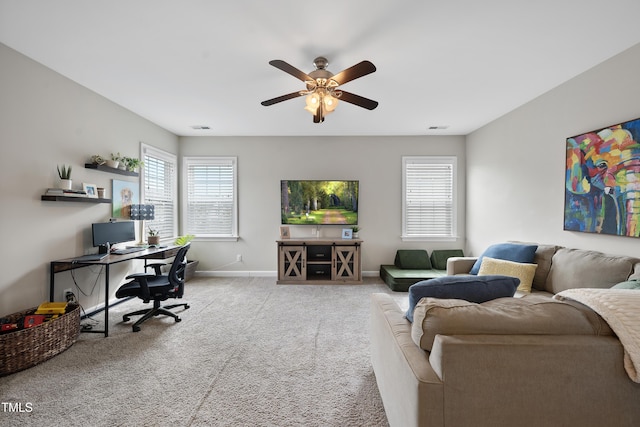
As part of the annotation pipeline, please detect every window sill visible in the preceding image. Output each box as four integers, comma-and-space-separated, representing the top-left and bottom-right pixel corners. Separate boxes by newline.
401, 235, 458, 242
197, 236, 239, 242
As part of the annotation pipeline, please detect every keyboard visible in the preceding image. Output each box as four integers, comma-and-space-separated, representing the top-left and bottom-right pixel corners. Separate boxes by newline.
113, 247, 145, 255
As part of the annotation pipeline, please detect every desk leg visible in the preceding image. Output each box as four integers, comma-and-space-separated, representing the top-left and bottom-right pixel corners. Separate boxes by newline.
104, 265, 110, 337
49, 263, 55, 302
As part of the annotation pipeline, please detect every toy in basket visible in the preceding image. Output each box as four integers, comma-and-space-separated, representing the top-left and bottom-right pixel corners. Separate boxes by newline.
0, 302, 80, 376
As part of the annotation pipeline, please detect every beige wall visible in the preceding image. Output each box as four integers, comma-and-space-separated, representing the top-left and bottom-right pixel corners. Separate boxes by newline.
466, 43, 640, 258
178, 136, 466, 275
0, 44, 179, 315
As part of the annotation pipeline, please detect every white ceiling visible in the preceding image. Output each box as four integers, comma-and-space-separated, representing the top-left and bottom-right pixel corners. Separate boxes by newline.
2, 0, 640, 137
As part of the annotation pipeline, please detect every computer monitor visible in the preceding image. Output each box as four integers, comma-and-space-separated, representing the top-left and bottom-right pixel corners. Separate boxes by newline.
92, 221, 136, 251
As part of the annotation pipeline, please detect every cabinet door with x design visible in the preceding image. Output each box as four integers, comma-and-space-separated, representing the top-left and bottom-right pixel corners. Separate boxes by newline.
278, 245, 306, 282
333, 245, 359, 281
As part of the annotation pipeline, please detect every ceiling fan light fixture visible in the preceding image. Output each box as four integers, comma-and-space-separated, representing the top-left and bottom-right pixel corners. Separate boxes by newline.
304, 92, 320, 114
304, 88, 339, 118
262, 57, 377, 123
324, 94, 338, 112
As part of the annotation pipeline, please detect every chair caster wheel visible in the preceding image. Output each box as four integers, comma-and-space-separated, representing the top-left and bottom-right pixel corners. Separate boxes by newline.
123, 316, 130, 322
132, 325, 141, 332
175, 317, 182, 323
185, 304, 190, 309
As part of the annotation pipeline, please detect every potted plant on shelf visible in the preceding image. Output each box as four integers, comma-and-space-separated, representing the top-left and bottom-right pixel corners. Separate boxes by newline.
351, 226, 360, 239
147, 227, 160, 246
175, 234, 198, 281
57, 164, 72, 190
107, 152, 120, 169
123, 157, 143, 172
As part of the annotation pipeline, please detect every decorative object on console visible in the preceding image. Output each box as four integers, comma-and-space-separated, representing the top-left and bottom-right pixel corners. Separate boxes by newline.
342, 228, 353, 239
261, 56, 378, 123
351, 226, 360, 238
279, 226, 290, 239
57, 164, 72, 190
565, 116, 640, 238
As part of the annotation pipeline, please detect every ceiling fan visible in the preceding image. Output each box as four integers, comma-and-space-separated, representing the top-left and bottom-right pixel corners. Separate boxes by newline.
261, 56, 378, 123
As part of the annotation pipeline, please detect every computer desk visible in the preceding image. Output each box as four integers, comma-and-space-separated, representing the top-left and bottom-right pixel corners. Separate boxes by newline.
49, 246, 181, 337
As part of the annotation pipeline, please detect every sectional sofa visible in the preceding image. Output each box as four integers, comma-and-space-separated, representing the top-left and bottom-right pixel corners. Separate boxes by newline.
370, 243, 640, 427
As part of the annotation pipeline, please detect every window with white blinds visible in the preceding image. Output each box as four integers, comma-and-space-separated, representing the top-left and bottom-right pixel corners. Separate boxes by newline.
141, 144, 177, 240
183, 157, 238, 239
402, 156, 457, 241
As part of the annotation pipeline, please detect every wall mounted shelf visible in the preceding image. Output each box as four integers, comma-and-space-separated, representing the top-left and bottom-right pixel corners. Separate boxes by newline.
41, 195, 111, 203
84, 163, 139, 177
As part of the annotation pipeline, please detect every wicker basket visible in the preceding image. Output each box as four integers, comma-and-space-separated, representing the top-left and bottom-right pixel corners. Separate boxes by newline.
0, 304, 80, 377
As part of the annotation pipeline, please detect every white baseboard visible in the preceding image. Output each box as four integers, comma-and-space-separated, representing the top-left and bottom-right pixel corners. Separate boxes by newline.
196, 270, 277, 277
195, 270, 380, 278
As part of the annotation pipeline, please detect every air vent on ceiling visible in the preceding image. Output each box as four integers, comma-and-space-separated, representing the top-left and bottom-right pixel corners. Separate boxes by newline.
428, 125, 449, 130
191, 125, 211, 130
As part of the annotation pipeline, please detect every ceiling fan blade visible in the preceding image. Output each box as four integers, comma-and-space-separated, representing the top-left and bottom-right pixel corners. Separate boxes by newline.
261, 91, 305, 106
338, 91, 379, 110
331, 61, 376, 86
269, 60, 314, 82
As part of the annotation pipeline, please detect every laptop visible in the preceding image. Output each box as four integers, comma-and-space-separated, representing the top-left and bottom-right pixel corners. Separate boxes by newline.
73, 253, 108, 262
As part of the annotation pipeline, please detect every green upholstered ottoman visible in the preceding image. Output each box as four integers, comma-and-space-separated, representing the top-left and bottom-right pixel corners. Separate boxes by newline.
379, 265, 447, 291
430, 249, 465, 270
379, 249, 464, 292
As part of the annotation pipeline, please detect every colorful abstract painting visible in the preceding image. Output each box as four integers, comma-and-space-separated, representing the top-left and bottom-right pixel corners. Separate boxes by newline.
565, 117, 640, 237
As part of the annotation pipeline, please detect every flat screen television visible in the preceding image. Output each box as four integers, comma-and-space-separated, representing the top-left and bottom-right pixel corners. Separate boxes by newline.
92, 221, 136, 248
281, 180, 359, 225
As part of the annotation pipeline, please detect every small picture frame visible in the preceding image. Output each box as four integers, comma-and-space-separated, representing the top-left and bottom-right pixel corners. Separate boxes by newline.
280, 226, 290, 239
83, 183, 98, 198
342, 228, 353, 239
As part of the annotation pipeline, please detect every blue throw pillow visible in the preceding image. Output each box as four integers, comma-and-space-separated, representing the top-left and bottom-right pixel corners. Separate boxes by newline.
405, 275, 520, 322
469, 243, 538, 275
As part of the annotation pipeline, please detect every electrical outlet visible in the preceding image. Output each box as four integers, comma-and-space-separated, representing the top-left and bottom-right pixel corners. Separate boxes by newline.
63, 288, 73, 301
236, 254, 242, 262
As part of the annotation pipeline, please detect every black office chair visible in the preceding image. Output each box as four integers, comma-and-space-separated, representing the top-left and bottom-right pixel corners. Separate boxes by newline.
115, 243, 191, 332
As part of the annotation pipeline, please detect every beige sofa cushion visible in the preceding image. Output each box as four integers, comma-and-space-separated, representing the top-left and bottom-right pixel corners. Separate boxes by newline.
545, 248, 638, 294
531, 244, 560, 291
411, 294, 612, 351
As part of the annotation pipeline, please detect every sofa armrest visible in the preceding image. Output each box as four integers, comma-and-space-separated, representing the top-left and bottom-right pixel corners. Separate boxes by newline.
429, 334, 640, 427
445, 256, 477, 275
370, 293, 444, 427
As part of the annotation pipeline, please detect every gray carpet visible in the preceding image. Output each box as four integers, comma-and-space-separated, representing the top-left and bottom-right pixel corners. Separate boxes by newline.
1, 277, 405, 426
